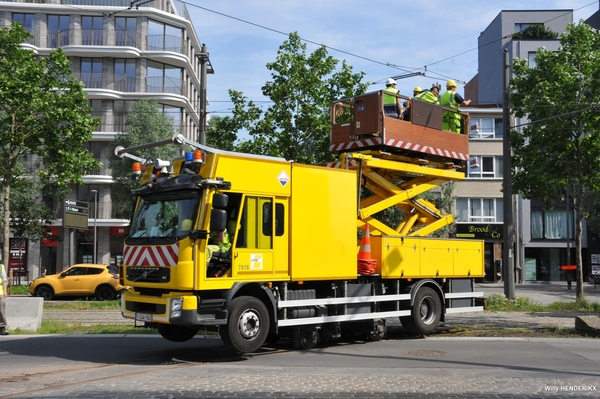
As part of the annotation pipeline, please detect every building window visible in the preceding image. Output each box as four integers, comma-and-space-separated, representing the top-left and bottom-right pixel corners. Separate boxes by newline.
48, 15, 70, 48
515, 23, 541, 33
147, 20, 182, 52
147, 60, 182, 94
115, 17, 136, 47
159, 104, 182, 132
531, 206, 574, 240
528, 51, 537, 68
81, 58, 103, 88
89, 99, 102, 130
81, 16, 103, 46
114, 59, 136, 92
467, 156, 503, 179
469, 118, 503, 139
456, 198, 503, 223
113, 100, 135, 132
13, 13, 35, 43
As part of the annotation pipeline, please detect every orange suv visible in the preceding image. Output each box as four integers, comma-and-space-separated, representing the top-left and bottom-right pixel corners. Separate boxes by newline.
29, 264, 129, 301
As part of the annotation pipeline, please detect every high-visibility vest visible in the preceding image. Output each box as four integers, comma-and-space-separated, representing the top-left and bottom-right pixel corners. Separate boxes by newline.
383, 86, 399, 105
416, 90, 439, 104
440, 90, 460, 118
0, 264, 5, 296
218, 229, 231, 253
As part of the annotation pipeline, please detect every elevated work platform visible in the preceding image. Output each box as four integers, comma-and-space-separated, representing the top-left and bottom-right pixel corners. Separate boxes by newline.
327, 151, 465, 238
330, 90, 470, 163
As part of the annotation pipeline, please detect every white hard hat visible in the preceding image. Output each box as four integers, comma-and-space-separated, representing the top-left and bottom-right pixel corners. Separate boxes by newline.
386, 78, 397, 86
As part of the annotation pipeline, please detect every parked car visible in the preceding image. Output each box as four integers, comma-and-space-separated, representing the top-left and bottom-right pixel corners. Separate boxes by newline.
29, 264, 129, 300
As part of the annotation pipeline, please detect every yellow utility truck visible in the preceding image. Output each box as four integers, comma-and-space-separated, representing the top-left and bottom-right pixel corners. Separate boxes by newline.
117, 89, 484, 353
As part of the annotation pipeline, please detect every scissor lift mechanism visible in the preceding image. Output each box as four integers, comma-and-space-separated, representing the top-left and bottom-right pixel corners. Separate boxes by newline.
332, 150, 464, 237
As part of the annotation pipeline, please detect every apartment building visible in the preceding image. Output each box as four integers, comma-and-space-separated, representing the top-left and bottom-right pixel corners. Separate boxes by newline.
0, 0, 207, 280
461, 9, 581, 283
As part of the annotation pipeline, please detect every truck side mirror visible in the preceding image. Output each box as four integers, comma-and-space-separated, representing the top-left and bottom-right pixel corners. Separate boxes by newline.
213, 193, 228, 210
210, 209, 227, 232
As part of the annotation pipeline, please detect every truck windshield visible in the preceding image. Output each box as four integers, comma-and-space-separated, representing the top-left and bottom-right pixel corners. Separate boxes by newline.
127, 193, 200, 243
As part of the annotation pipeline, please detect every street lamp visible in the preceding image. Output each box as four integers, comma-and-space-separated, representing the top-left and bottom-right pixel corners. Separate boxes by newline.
91, 189, 98, 264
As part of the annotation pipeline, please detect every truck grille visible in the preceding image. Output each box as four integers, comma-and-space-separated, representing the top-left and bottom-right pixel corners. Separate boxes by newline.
126, 267, 170, 283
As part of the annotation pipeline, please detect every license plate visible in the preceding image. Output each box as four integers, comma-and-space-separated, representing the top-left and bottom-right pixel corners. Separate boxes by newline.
135, 313, 153, 322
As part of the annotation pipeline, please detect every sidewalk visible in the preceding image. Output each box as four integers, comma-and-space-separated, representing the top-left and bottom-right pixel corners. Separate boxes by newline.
40, 281, 600, 332
476, 280, 600, 305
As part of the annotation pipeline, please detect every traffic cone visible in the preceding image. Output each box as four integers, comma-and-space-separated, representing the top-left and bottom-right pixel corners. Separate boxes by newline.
358, 224, 377, 274
358, 224, 372, 260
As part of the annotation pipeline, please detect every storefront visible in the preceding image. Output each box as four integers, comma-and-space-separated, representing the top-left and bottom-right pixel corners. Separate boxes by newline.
456, 223, 503, 282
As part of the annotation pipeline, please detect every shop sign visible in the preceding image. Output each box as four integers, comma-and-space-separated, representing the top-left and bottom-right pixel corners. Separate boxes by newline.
455, 223, 503, 239
42, 226, 59, 247
63, 199, 89, 229
8, 238, 28, 275
110, 226, 128, 236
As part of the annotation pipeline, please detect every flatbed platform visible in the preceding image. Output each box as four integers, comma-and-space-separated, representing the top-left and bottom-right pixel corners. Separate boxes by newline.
330, 90, 470, 164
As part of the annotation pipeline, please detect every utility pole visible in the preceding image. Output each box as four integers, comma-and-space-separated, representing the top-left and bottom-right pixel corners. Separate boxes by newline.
91, 190, 98, 264
197, 44, 214, 145
502, 49, 515, 300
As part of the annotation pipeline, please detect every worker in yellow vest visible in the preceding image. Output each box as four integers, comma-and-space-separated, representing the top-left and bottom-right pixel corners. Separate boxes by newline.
440, 79, 471, 133
383, 78, 403, 119
415, 83, 441, 104
207, 229, 231, 263
0, 262, 8, 336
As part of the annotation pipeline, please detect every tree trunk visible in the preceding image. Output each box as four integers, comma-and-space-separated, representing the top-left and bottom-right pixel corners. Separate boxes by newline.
575, 187, 585, 301
2, 184, 10, 269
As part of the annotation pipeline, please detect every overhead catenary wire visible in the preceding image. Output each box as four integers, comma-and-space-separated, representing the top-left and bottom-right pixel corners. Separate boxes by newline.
54, 1, 597, 114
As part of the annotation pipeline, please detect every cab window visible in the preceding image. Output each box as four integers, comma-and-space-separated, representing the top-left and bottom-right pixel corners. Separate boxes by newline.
236, 196, 273, 250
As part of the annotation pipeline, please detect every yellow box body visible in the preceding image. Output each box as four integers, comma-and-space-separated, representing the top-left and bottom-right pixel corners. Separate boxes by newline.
289, 164, 358, 280
370, 235, 484, 279
125, 151, 483, 294
192, 154, 358, 289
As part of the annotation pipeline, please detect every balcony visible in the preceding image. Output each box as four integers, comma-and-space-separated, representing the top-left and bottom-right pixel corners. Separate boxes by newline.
147, 34, 183, 54
47, 31, 70, 48
81, 28, 103, 46
146, 76, 182, 95
75, 71, 184, 96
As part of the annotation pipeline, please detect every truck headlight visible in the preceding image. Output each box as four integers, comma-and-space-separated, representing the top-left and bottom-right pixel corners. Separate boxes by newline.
171, 298, 183, 318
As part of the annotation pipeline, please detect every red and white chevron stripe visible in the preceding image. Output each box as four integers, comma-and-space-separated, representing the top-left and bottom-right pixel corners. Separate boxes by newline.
329, 138, 468, 161
123, 243, 179, 267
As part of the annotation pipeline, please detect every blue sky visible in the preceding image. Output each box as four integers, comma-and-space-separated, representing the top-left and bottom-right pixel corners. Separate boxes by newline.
183, 1, 598, 123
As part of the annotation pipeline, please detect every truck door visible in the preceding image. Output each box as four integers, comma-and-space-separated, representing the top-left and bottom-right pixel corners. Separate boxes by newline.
231, 196, 287, 278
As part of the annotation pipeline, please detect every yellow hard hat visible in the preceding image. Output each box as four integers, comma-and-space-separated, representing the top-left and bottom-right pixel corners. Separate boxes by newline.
446, 79, 457, 88
181, 219, 193, 230
413, 86, 422, 93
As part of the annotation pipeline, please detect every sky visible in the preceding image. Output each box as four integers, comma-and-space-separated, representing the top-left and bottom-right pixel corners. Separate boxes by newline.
181, 0, 599, 123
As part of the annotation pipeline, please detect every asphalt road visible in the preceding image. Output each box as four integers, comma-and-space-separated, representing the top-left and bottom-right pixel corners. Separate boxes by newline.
1, 333, 600, 398
2, 282, 600, 398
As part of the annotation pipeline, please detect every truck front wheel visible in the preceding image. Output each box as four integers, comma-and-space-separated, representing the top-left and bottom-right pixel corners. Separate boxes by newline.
400, 286, 442, 335
221, 296, 270, 354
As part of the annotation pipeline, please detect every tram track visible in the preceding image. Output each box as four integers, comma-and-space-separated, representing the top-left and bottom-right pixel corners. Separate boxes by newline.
0, 355, 206, 398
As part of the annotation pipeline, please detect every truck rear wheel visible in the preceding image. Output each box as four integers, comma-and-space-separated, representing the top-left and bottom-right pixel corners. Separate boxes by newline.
400, 287, 441, 335
157, 324, 199, 342
221, 296, 270, 354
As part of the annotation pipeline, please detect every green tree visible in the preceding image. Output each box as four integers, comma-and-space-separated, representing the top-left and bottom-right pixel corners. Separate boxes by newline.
206, 115, 238, 151
510, 22, 600, 300
219, 32, 369, 164
582, 190, 600, 236
108, 99, 181, 219
513, 24, 558, 40
0, 23, 99, 264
